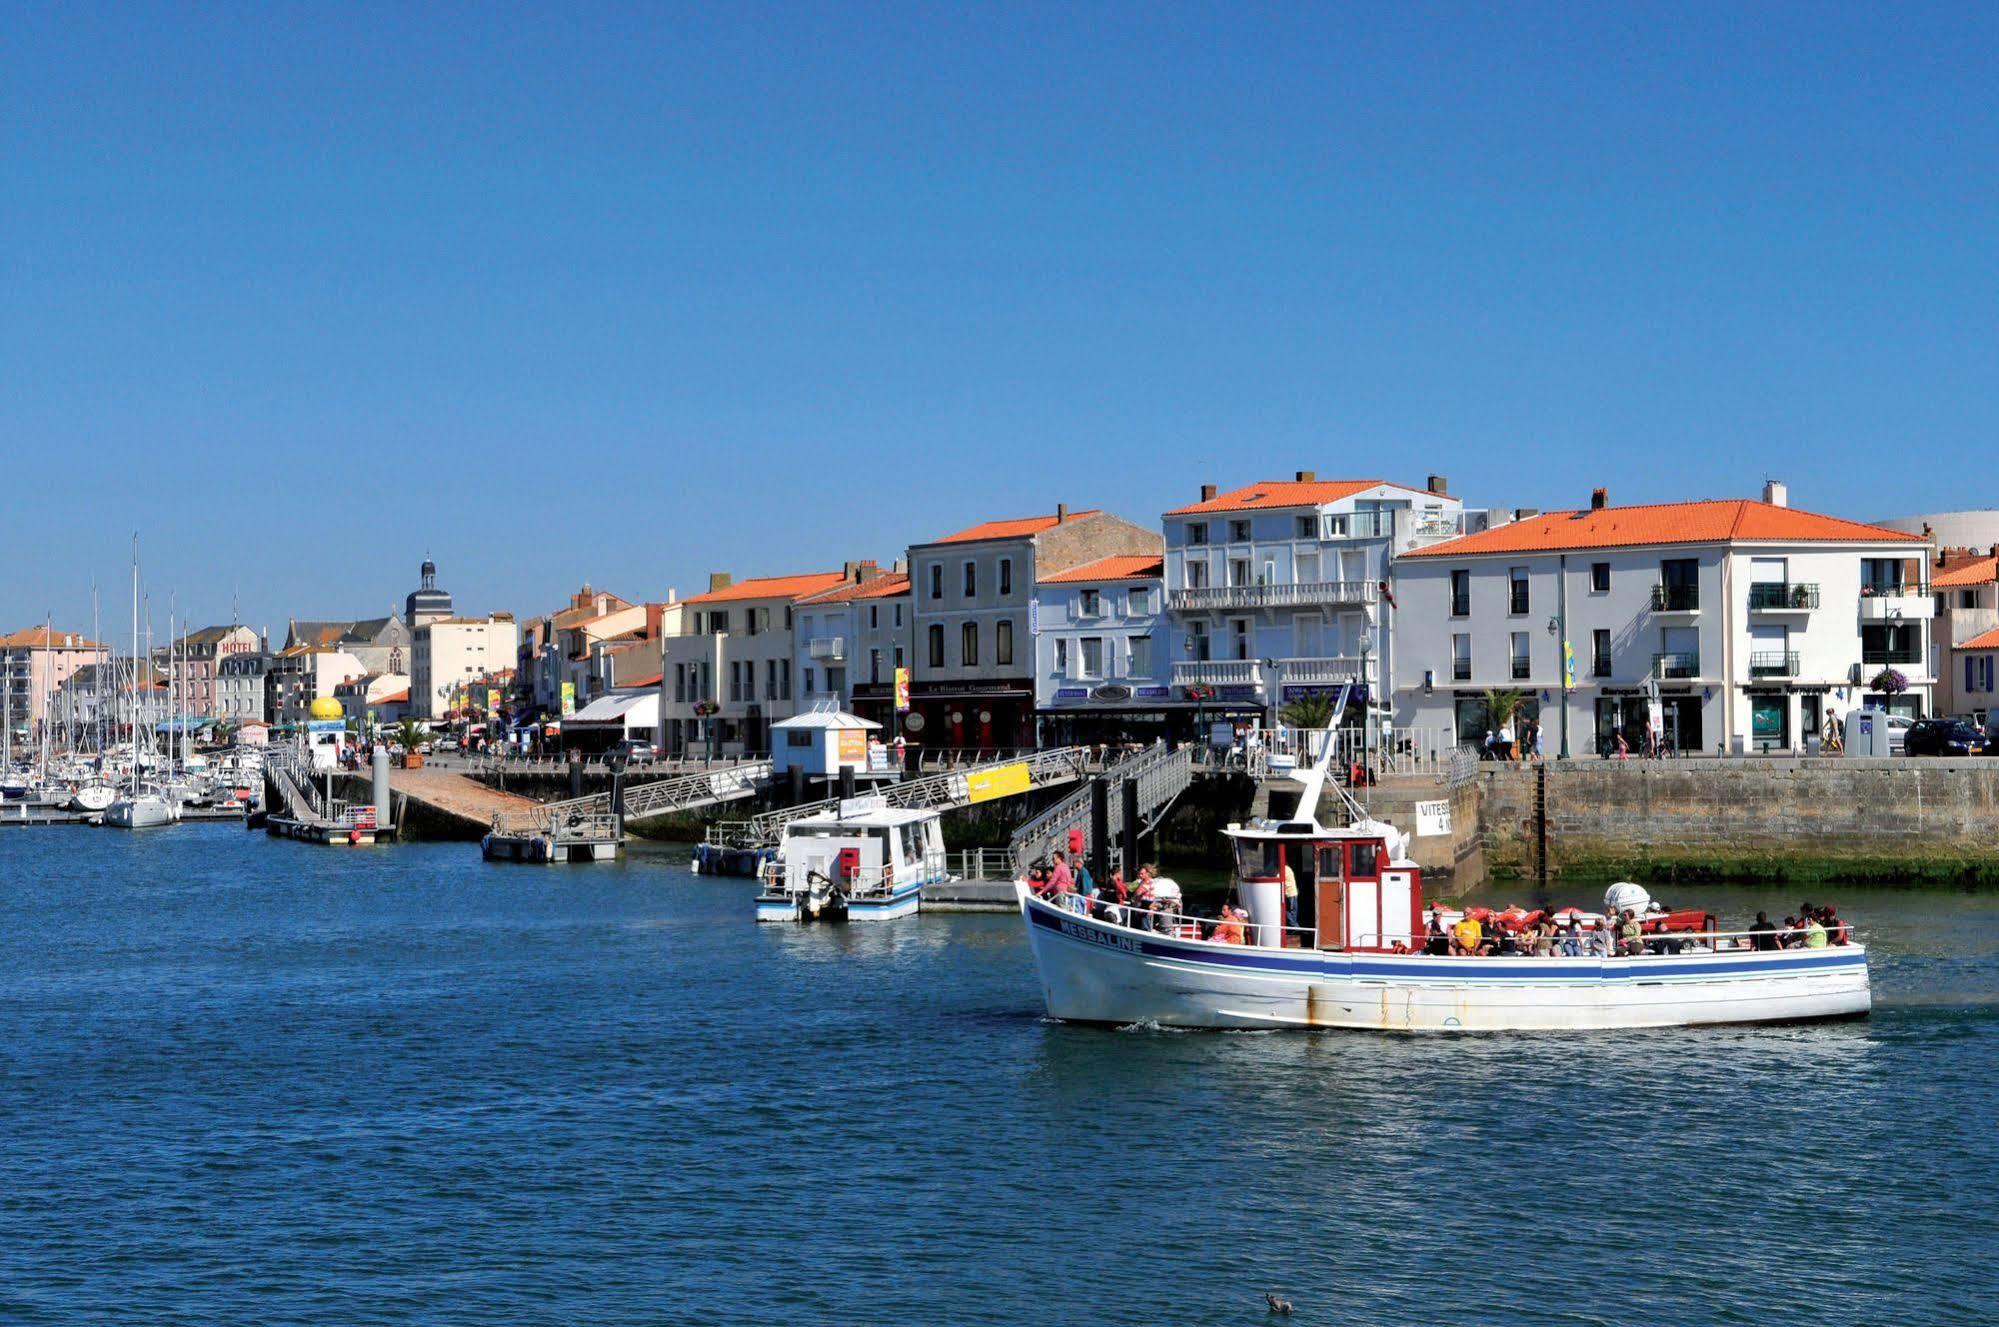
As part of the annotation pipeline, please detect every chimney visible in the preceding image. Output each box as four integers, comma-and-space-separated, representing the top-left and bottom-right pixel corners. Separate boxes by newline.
708, 572, 733, 593
857, 559, 882, 583
1762, 479, 1788, 508
1590, 487, 1608, 510
1199, 483, 1217, 502
1056, 503, 1068, 523
1296, 470, 1316, 483
1427, 474, 1448, 495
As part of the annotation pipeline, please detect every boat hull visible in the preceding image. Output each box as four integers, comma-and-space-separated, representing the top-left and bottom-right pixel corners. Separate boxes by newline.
103, 796, 175, 829
756, 881, 927, 924
1018, 886, 1871, 1032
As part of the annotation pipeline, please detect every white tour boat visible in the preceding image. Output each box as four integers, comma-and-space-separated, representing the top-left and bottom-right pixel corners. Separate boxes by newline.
756, 796, 951, 923
1016, 726, 1870, 1033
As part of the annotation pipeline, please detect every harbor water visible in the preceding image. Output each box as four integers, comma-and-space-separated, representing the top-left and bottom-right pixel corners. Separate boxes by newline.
1, 824, 1991, 1324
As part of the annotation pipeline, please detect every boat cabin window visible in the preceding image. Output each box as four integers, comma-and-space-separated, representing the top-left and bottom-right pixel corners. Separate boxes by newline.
1235, 838, 1285, 881
1317, 845, 1342, 879
1349, 841, 1379, 878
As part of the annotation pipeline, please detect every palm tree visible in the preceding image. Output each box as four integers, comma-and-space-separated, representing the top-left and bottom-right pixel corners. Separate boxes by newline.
1278, 692, 1337, 731
1483, 688, 1528, 756
390, 718, 429, 760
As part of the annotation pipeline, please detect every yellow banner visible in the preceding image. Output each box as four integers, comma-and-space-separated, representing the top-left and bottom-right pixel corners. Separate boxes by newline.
893, 666, 910, 712
560, 681, 576, 717
487, 688, 501, 712
964, 762, 1030, 804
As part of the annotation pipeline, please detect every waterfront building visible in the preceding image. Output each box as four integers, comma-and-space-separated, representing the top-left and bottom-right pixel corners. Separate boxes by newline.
1391, 482, 1936, 755
158, 624, 260, 720
0, 627, 105, 744
793, 562, 902, 711
659, 570, 850, 757
562, 688, 661, 753
216, 648, 273, 723
411, 613, 520, 720
282, 616, 411, 677
840, 574, 916, 733
1031, 555, 1171, 744
1161, 474, 1475, 730
333, 672, 413, 728
907, 506, 1160, 751
267, 647, 368, 728
520, 585, 637, 714
52, 659, 161, 741
1931, 547, 1999, 721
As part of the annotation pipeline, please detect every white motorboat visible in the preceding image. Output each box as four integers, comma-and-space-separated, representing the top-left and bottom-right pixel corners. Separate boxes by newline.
755, 796, 951, 922
104, 786, 175, 829
1016, 715, 1869, 1033
68, 782, 117, 813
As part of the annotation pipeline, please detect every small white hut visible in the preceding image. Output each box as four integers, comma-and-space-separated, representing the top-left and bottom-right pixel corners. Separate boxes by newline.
770, 708, 881, 777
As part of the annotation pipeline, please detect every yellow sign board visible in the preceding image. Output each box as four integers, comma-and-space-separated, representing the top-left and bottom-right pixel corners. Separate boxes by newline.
893, 666, 911, 712
836, 728, 867, 765
964, 762, 1030, 804
560, 681, 576, 717
487, 688, 501, 712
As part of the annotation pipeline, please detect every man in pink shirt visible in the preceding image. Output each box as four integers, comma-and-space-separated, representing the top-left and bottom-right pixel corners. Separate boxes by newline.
1048, 850, 1074, 898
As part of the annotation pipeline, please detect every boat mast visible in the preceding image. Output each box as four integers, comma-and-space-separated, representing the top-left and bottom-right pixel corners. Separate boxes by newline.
129, 537, 140, 797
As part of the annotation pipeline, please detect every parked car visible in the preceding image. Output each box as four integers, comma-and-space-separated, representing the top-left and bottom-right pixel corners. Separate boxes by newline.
1885, 713, 1912, 754
1903, 718, 1985, 757
610, 739, 658, 764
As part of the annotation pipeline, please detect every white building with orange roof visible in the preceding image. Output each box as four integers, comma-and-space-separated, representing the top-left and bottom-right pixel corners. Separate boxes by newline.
659, 569, 852, 757
1162, 472, 1470, 729
1392, 481, 1936, 757
793, 562, 909, 714
1031, 554, 1173, 743
907, 505, 1159, 750
1930, 548, 1999, 719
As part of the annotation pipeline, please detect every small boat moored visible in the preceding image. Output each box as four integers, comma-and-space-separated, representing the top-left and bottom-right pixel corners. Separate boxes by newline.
756, 795, 952, 923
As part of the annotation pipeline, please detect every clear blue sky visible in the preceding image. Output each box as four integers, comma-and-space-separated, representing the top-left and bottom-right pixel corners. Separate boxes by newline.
4, 3, 1994, 639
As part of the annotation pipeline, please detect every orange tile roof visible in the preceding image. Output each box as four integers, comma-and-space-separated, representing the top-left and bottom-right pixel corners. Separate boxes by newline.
622, 671, 664, 688
928, 511, 1102, 544
375, 689, 410, 705
1039, 554, 1165, 584
1958, 626, 1999, 650
1933, 557, 1998, 589
1166, 479, 1439, 516
799, 573, 913, 604
1402, 500, 1925, 558
681, 571, 850, 605
0, 627, 104, 649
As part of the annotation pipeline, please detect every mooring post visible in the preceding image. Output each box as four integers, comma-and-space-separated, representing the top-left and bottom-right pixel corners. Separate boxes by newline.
568, 753, 583, 800
789, 764, 805, 806
1090, 778, 1110, 885
372, 743, 391, 833
839, 765, 856, 803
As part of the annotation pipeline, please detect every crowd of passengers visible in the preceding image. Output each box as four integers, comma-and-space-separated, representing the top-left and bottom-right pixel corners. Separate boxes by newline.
1029, 849, 1855, 955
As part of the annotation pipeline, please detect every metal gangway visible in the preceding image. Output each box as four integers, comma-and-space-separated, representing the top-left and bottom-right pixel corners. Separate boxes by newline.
266, 747, 332, 826
735, 746, 1094, 844
491, 759, 776, 835
1007, 741, 1193, 878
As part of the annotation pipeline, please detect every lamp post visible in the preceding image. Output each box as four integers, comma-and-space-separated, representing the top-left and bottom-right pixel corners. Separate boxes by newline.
1358, 633, 1374, 779
1549, 555, 1571, 759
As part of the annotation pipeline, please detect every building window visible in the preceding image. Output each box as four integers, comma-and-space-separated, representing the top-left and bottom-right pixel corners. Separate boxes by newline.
1055, 638, 1069, 674
1591, 562, 1611, 593
1449, 570, 1471, 617
894, 603, 904, 628
1511, 632, 1530, 679
1963, 590, 1978, 610
893, 645, 905, 670
1451, 634, 1471, 681
1078, 589, 1101, 617
782, 660, 791, 700
999, 559, 1012, 596
961, 622, 979, 667
787, 729, 813, 748
1129, 635, 1153, 677
1128, 587, 1151, 615
929, 565, 943, 600
1592, 629, 1612, 677
963, 562, 977, 597
1229, 519, 1251, 543
1188, 522, 1209, 545
1079, 637, 1104, 678
1228, 558, 1252, 587
1295, 515, 1318, 539
1186, 560, 1209, 590
928, 625, 945, 668
869, 649, 882, 684
1509, 566, 1530, 615
996, 619, 1013, 667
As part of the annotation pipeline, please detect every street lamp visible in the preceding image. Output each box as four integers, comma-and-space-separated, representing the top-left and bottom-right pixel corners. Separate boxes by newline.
1357, 633, 1374, 778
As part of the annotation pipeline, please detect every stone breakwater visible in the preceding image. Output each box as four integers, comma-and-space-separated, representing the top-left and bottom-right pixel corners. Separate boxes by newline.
1478, 758, 1999, 886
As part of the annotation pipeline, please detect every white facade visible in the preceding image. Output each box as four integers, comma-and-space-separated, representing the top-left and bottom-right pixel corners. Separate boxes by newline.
216, 651, 272, 722
1031, 560, 1171, 738
412, 616, 520, 720
660, 572, 851, 757
1161, 477, 1476, 725
1392, 498, 1935, 755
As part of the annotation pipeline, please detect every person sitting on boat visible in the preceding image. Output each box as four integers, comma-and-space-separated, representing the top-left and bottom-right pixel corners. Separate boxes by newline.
1450, 913, 1483, 956
1560, 916, 1584, 957
1211, 907, 1247, 945
1779, 915, 1803, 948
1822, 904, 1849, 945
1109, 867, 1128, 905
1749, 911, 1781, 951
1531, 917, 1559, 957
1617, 910, 1646, 956
1802, 911, 1828, 948
1424, 911, 1450, 956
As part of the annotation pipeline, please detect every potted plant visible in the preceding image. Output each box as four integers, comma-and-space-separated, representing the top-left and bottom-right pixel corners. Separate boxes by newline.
392, 718, 429, 768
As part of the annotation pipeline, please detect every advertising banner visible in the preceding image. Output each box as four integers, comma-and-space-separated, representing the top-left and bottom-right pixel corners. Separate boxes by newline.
893, 666, 911, 712
836, 728, 867, 765
560, 682, 576, 717
964, 762, 1030, 804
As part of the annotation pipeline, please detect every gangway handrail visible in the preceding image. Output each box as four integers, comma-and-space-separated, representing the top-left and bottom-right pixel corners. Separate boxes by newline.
743, 746, 1092, 842
1007, 742, 1192, 876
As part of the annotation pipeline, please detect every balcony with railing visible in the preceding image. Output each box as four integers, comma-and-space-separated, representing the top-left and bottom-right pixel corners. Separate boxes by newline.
1171, 658, 1262, 688
1749, 583, 1819, 612
1167, 580, 1379, 613
1861, 646, 1925, 667
1858, 588, 1935, 621
1652, 652, 1700, 679
1273, 656, 1368, 686
1649, 584, 1700, 612
806, 637, 846, 662
1748, 651, 1800, 678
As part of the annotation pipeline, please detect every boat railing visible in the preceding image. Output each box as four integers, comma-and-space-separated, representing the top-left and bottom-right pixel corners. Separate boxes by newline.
761, 859, 924, 900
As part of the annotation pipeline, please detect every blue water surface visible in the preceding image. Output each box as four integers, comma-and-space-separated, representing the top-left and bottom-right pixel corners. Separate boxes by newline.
0, 824, 1990, 1325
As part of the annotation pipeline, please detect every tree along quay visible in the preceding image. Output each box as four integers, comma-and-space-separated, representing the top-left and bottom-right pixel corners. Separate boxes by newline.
1478, 758, 1999, 888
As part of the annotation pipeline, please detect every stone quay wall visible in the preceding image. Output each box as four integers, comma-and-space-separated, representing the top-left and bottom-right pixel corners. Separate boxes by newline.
1478, 758, 1999, 886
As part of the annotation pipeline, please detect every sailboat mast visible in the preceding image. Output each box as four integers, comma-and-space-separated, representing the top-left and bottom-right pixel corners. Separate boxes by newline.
130, 538, 140, 796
